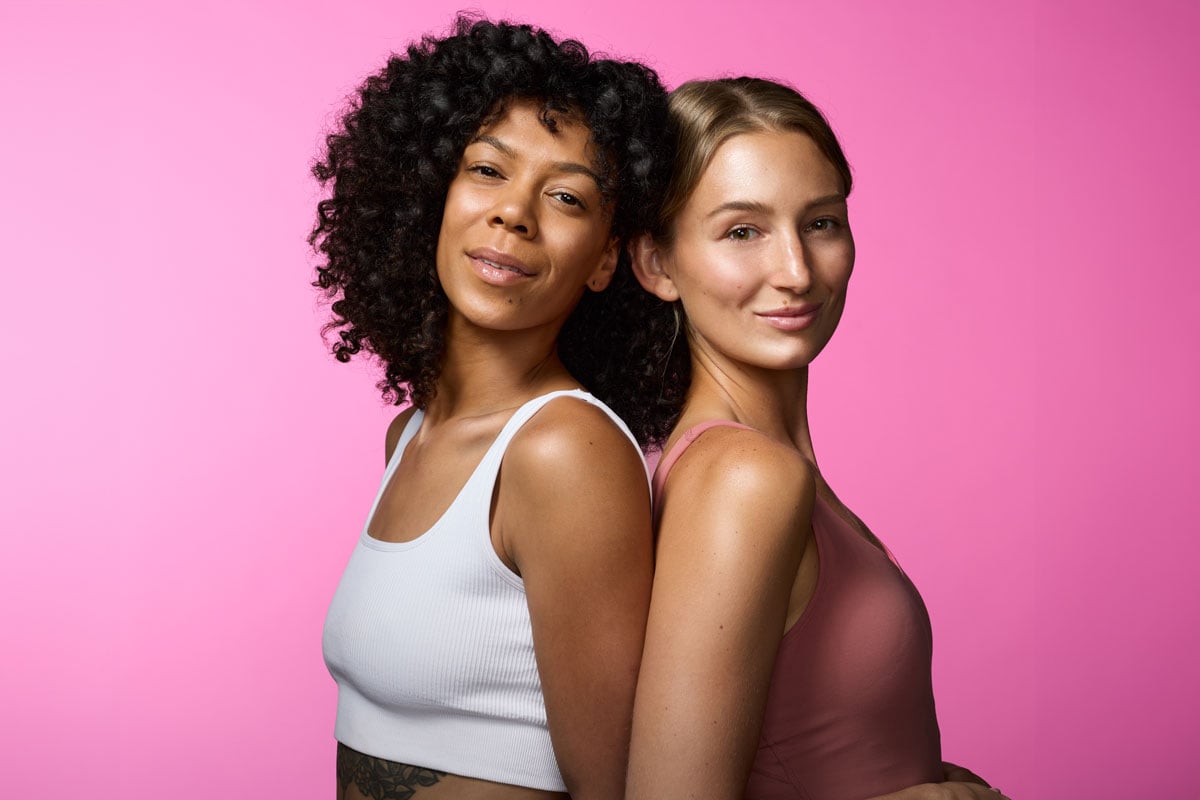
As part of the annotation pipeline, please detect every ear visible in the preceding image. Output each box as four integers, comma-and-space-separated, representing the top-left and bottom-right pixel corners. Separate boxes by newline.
585, 235, 620, 292
629, 233, 680, 302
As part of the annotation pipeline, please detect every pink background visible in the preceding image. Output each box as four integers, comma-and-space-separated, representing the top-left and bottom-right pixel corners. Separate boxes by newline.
4, 0, 1198, 797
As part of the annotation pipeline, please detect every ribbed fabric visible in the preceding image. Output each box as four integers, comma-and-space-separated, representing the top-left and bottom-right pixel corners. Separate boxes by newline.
654, 421, 942, 800
322, 390, 643, 791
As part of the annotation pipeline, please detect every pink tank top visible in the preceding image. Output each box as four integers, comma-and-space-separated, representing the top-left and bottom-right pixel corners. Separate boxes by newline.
653, 421, 942, 800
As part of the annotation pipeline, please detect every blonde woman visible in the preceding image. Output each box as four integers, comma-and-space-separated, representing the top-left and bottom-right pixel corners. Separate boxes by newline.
626, 78, 1003, 800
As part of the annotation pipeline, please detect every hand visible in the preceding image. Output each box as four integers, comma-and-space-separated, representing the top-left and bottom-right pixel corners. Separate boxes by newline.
942, 761, 990, 787
867, 780, 1010, 800
935, 782, 1010, 800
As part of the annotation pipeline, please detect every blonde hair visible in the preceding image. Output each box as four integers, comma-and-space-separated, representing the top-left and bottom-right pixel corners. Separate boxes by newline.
654, 77, 852, 244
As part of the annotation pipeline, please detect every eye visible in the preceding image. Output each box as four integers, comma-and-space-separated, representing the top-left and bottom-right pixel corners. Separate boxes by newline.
551, 190, 585, 209
467, 164, 502, 179
726, 226, 759, 241
806, 217, 841, 233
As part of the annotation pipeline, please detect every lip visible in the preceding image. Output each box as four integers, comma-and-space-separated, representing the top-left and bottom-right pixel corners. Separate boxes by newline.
755, 303, 822, 332
467, 247, 535, 286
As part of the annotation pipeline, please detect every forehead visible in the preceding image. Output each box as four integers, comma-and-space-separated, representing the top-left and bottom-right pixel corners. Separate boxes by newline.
473, 99, 598, 165
692, 130, 844, 206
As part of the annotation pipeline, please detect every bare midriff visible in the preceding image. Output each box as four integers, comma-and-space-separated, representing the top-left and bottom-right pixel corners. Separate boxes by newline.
336, 743, 568, 800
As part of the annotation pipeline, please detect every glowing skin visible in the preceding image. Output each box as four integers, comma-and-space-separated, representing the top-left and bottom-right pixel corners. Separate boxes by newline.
435, 100, 619, 336
657, 130, 854, 374
630, 120, 996, 800
354, 99, 651, 800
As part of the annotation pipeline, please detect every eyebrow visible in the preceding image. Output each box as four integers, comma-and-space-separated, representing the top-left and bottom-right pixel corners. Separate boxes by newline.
470, 134, 605, 191
705, 193, 847, 219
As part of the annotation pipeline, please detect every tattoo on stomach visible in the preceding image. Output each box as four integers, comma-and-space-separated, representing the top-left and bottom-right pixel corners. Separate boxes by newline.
337, 742, 447, 800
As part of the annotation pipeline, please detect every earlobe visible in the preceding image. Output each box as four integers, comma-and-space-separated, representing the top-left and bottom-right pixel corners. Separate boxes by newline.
586, 236, 620, 292
629, 234, 680, 302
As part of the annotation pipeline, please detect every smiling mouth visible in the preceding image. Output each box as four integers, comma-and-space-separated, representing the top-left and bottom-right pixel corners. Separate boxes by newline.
757, 303, 821, 317
755, 304, 822, 331
477, 257, 529, 276
468, 248, 534, 277
468, 249, 536, 286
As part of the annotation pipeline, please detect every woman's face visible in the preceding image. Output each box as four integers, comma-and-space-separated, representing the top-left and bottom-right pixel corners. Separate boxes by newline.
435, 99, 618, 336
659, 130, 854, 372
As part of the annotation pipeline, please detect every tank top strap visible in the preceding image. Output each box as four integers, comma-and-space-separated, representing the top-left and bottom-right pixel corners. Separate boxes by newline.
477, 389, 647, 487
388, 407, 425, 469
361, 408, 425, 534
499, 389, 607, 443
652, 419, 757, 501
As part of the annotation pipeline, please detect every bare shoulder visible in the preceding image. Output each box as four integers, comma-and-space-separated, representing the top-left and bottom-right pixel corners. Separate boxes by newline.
504, 396, 645, 485
669, 425, 814, 511
383, 406, 419, 463
498, 395, 651, 575
657, 424, 816, 568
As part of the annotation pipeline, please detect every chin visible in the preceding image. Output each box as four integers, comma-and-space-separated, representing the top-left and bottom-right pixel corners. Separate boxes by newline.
767, 355, 821, 372
739, 338, 832, 372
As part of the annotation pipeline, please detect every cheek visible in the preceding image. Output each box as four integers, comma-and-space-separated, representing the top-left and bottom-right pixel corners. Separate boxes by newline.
436, 189, 463, 244
434, 216, 456, 270
441, 176, 494, 228
677, 249, 753, 306
550, 221, 609, 277
436, 184, 487, 262
818, 243, 855, 292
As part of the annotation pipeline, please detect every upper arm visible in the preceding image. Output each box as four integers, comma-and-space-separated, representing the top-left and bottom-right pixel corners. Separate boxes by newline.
627, 431, 815, 800
383, 407, 418, 464
497, 400, 653, 800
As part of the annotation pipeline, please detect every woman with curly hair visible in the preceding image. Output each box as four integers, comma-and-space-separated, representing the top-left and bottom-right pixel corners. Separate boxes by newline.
625, 78, 1005, 800
315, 18, 670, 800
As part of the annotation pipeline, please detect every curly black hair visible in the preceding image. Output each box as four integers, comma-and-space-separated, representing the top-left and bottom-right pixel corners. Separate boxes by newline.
310, 16, 681, 446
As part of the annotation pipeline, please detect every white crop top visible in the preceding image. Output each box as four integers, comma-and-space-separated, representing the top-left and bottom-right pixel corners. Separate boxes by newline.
322, 390, 644, 790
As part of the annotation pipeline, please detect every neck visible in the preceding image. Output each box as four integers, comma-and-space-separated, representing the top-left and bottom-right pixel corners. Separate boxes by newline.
424, 312, 576, 424
683, 339, 819, 466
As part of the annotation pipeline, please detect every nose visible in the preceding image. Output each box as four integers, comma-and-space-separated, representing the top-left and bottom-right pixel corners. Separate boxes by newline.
488, 184, 538, 239
769, 234, 813, 294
